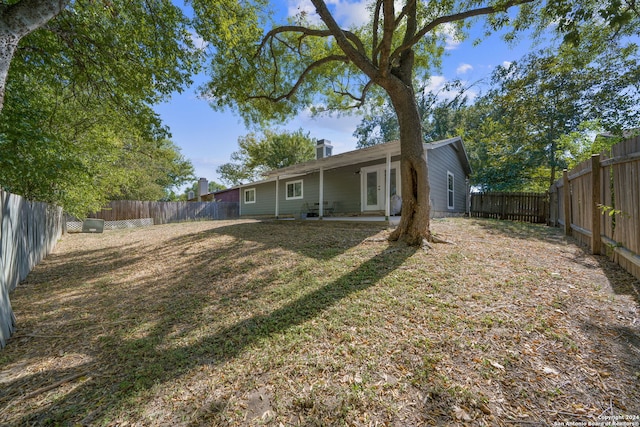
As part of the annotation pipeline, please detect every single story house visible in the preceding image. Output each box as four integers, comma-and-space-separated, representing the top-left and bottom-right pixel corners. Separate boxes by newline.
237, 137, 472, 219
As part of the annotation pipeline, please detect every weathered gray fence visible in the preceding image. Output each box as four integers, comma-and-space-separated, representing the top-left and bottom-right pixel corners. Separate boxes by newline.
85, 200, 239, 224
470, 192, 549, 223
549, 136, 640, 280
1, 189, 64, 348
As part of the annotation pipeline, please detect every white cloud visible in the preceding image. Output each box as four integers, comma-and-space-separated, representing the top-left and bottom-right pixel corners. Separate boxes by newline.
326, 0, 371, 27
287, 0, 321, 25
502, 61, 513, 68
456, 63, 473, 75
424, 75, 447, 94
422, 76, 479, 102
189, 30, 208, 51
287, 0, 371, 28
440, 23, 462, 51
289, 108, 361, 152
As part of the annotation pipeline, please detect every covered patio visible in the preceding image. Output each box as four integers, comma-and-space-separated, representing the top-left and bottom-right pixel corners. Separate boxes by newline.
260, 141, 402, 220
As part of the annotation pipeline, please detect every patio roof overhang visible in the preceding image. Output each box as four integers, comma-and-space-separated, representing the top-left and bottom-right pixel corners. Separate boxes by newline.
261, 136, 470, 179
235, 136, 469, 190
263, 140, 401, 179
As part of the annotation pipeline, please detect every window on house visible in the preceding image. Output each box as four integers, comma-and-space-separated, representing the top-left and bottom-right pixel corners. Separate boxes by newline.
244, 188, 256, 204
447, 172, 454, 209
286, 180, 303, 200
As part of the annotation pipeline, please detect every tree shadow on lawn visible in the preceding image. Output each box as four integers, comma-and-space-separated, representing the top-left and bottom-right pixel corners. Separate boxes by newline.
468, 217, 568, 244
595, 251, 640, 307
165, 219, 390, 261
16, 244, 145, 288
591, 252, 640, 381
0, 220, 415, 425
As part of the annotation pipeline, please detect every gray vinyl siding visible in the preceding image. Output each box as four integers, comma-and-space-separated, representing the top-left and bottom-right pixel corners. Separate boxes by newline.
279, 173, 320, 215
241, 181, 277, 216
241, 174, 321, 216
322, 164, 362, 213
426, 145, 467, 216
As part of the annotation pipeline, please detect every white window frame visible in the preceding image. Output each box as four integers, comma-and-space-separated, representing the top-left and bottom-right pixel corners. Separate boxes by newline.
285, 179, 303, 200
244, 188, 256, 204
447, 171, 455, 210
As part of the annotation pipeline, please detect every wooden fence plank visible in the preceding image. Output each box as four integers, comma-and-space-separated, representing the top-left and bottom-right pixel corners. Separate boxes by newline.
549, 136, 640, 280
470, 192, 549, 223
85, 200, 239, 224
1, 190, 63, 348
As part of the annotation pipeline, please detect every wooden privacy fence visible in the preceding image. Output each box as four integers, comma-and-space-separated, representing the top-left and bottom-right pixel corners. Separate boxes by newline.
470, 192, 549, 223
85, 200, 239, 224
0, 189, 64, 348
549, 136, 640, 280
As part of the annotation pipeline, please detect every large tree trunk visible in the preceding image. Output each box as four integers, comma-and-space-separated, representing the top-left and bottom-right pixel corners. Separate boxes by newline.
387, 82, 432, 246
0, 0, 67, 112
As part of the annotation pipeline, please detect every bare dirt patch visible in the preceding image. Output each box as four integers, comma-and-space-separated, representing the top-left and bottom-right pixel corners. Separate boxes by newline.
0, 218, 638, 426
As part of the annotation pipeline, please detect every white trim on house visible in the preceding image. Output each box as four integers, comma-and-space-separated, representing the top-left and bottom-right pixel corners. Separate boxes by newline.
385, 152, 391, 218
319, 167, 325, 216
244, 188, 256, 204
447, 171, 455, 210
275, 176, 280, 218
285, 179, 303, 200
360, 161, 401, 214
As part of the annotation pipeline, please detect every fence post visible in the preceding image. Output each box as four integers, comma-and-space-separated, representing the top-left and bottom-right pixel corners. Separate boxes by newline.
563, 169, 571, 236
591, 154, 601, 255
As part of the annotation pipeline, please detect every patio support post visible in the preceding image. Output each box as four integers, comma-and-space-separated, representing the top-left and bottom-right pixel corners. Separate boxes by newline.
275, 176, 279, 219
319, 167, 324, 218
385, 152, 391, 219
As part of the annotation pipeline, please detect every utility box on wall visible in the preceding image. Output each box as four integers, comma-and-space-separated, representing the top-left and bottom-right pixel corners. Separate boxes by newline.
82, 219, 104, 233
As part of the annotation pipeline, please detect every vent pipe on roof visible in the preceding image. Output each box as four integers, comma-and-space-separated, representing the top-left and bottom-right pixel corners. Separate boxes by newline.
316, 139, 333, 159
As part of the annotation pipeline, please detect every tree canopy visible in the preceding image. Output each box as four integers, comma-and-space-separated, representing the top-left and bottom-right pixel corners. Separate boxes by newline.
350, 27, 640, 193
217, 129, 316, 186
354, 81, 469, 148
3, 0, 640, 229
461, 41, 640, 192
198, 0, 549, 244
0, 0, 200, 216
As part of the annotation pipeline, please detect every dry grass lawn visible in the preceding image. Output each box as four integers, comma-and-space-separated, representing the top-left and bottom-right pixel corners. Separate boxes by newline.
0, 218, 639, 426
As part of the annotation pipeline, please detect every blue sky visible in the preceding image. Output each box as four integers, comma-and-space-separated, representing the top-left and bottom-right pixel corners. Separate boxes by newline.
154, 1, 538, 190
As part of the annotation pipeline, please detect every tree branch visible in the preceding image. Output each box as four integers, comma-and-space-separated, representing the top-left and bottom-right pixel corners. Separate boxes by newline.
1, 0, 68, 37
248, 54, 349, 102
258, 25, 367, 57
372, 0, 382, 67
331, 79, 375, 108
377, 0, 396, 77
394, 0, 416, 28
310, 0, 378, 78
391, 0, 536, 62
